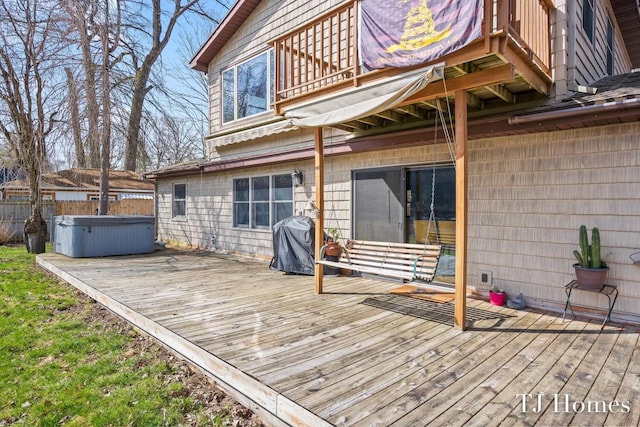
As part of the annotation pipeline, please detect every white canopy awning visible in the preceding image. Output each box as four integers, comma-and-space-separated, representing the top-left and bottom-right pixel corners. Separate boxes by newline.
282, 63, 445, 128
207, 120, 299, 147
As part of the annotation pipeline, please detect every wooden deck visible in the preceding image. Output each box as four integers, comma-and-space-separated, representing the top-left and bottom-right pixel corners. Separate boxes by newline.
37, 249, 640, 427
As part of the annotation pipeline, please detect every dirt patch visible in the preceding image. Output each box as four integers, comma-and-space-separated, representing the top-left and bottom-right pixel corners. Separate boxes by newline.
73, 288, 266, 427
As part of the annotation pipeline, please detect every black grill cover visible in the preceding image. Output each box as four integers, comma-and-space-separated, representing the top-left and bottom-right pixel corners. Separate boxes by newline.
269, 216, 316, 275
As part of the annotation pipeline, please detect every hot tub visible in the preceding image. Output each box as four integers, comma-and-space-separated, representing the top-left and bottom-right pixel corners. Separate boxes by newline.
54, 215, 155, 257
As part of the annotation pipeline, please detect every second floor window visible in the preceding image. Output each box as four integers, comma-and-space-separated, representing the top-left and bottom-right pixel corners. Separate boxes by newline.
606, 16, 614, 75
222, 50, 274, 124
582, 0, 595, 44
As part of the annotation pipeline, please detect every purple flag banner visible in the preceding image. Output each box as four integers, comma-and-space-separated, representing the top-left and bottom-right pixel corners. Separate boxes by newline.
360, 0, 484, 69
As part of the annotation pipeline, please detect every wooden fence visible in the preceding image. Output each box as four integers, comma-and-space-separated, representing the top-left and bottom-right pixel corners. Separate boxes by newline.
0, 202, 55, 242
0, 200, 154, 242
54, 199, 154, 216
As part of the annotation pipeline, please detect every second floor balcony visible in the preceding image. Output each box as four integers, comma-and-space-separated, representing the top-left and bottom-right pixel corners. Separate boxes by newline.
271, 0, 554, 132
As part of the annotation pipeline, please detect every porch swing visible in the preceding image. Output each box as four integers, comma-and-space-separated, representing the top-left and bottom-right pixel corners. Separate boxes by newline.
420, 97, 457, 250
317, 97, 456, 284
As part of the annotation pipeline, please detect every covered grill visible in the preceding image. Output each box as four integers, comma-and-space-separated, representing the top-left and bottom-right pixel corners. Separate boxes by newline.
269, 216, 316, 275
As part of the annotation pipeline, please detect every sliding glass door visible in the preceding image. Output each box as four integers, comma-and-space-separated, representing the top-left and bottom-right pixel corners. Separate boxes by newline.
352, 165, 456, 283
352, 168, 404, 242
406, 167, 455, 244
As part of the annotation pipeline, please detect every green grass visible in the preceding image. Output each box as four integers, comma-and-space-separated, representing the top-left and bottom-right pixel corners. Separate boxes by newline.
0, 246, 258, 426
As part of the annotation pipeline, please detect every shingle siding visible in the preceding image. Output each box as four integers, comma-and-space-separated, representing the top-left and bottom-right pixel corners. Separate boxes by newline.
469, 122, 640, 316
205, 0, 344, 139
571, 0, 633, 86
156, 121, 640, 318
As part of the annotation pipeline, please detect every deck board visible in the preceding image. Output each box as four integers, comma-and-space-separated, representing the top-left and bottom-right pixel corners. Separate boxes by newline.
446, 314, 572, 426
391, 314, 559, 426
606, 331, 640, 427
340, 311, 545, 426
37, 249, 640, 427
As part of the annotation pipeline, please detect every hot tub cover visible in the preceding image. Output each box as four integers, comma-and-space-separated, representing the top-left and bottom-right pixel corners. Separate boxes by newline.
269, 216, 316, 275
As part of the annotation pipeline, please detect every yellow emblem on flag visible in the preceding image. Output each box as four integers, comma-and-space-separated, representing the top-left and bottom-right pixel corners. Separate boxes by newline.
386, 0, 452, 53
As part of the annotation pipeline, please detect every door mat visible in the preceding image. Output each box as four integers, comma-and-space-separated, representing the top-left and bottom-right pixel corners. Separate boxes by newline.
389, 285, 455, 303
361, 294, 512, 325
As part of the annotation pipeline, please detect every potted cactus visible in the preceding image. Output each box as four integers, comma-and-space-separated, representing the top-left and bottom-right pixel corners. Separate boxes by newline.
573, 225, 609, 289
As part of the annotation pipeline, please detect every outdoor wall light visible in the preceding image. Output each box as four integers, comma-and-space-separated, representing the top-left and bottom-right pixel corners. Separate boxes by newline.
291, 169, 303, 186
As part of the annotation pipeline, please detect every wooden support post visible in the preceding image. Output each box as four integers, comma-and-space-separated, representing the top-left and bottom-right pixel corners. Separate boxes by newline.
454, 90, 468, 331
314, 127, 324, 294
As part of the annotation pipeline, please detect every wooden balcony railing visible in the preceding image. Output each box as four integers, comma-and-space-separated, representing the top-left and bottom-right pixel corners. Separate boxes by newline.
272, 0, 552, 112
273, 2, 357, 106
500, 0, 552, 75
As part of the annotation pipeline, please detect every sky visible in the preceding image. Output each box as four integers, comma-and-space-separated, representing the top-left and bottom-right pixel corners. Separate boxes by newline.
151, 0, 236, 124
161, 0, 235, 86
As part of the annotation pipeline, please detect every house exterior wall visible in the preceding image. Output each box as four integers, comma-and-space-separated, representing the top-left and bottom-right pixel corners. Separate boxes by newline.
205, 0, 344, 140
551, 0, 570, 98
204, 0, 636, 158
156, 121, 640, 319
569, 0, 633, 87
469, 122, 640, 318
54, 191, 87, 201
157, 0, 640, 321
156, 159, 315, 254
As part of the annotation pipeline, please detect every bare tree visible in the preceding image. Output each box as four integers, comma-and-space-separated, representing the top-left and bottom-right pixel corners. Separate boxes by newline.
122, 0, 207, 172
97, 0, 122, 215
62, 1, 102, 169
61, 0, 230, 173
142, 112, 204, 170
130, 8, 227, 171
64, 67, 86, 167
63, 0, 123, 215
0, 0, 64, 253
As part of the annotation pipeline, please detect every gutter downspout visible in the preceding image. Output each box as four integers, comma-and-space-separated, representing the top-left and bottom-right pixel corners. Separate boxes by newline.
508, 97, 640, 125
566, 0, 577, 94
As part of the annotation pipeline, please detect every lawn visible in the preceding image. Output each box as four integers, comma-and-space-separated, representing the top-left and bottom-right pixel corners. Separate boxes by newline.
0, 245, 263, 426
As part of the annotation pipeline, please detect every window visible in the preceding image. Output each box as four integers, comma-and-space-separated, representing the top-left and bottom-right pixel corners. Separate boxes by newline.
606, 16, 614, 75
233, 174, 293, 229
252, 176, 270, 228
222, 50, 275, 124
582, 0, 595, 43
233, 179, 249, 227
272, 174, 293, 224
172, 183, 186, 218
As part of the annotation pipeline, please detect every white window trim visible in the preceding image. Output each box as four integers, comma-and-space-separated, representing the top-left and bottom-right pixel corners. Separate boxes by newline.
172, 182, 187, 220
233, 174, 293, 230
606, 14, 615, 75
221, 49, 274, 125
582, 0, 596, 45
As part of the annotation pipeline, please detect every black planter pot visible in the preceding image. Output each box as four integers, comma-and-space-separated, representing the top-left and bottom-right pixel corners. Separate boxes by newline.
323, 254, 340, 276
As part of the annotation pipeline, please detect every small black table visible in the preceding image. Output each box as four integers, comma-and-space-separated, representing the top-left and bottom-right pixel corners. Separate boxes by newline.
563, 280, 618, 328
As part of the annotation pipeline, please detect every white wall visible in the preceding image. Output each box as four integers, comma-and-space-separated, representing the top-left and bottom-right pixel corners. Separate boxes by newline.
54, 191, 89, 201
